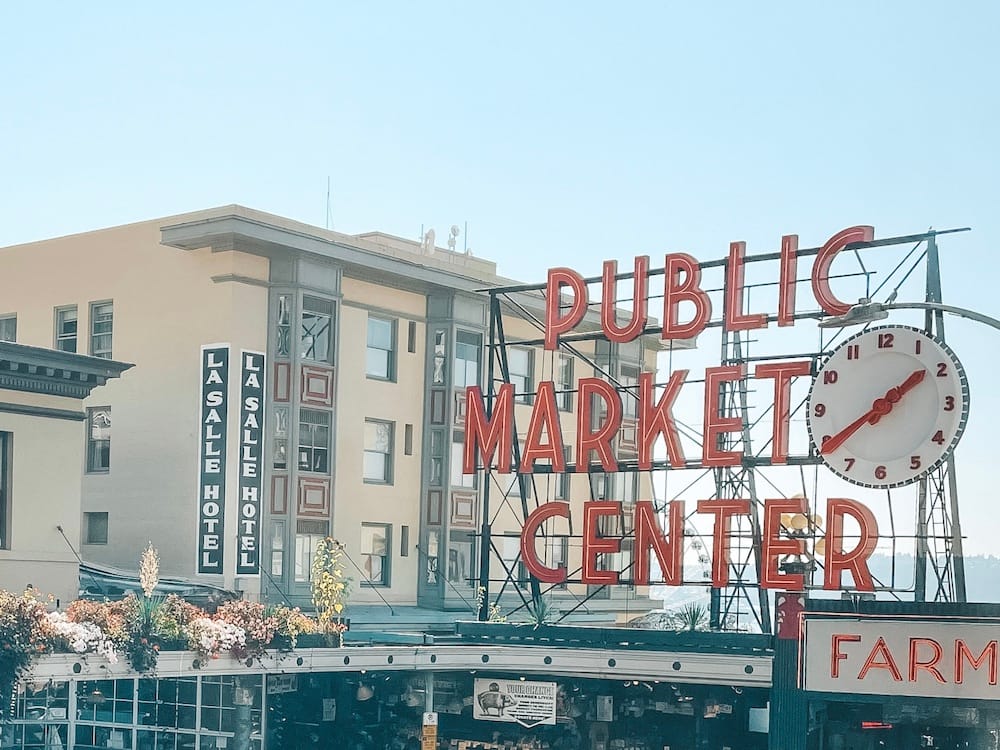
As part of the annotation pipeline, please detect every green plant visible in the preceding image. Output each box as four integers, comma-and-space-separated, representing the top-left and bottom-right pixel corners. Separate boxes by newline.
0, 590, 53, 721
528, 595, 554, 629
474, 587, 506, 623
310, 538, 351, 645
267, 605, 316, 650
667, 602, 710, 632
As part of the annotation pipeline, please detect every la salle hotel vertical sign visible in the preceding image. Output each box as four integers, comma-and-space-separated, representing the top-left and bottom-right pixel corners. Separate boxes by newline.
198, 345, 230, 574
237, 351, 265, 576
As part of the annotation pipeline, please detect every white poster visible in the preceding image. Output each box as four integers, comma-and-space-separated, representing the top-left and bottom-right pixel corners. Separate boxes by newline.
473, 678, 557, 728
803, 616, 1000, 701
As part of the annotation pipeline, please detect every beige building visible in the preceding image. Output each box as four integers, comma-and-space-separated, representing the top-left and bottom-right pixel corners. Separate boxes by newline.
0, 207, 669, 622
0, 342, 130, 604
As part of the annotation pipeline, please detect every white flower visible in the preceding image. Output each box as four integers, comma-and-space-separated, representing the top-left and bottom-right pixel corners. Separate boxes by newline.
46, 612, 118, 664
187, 618, 246, 657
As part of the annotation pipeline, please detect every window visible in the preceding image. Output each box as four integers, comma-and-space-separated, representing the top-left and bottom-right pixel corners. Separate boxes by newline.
448, 530, 475, 586
557, 355, 573, 411
301, 296, 334, 363
621, 365, 640, 419
454, 331, 481, 388
548, 536, 569, 589
298, 409, 330, 473
84, 512, 109, 545
366, 315, 395, 380
90, 301, 113, 358
594, 338, 614, 375
86, 407, 111, 473
407, 320, 417, 353
0, 432, 10, 549
294, 519, 329, 582
502, 535, 528, 588
451, 440, 476, 488
554, 447, 571, 500
361, 523, 391, 586
508, 348, 533, 404
270, 521, 285, 577
275, 294, 292, 357
404, 423, 413, 455
363, 419, 393, 484
0, 315, 15, 342
273, 406, 288, 470
429, 430, 445, 486
55, 306, 78, 353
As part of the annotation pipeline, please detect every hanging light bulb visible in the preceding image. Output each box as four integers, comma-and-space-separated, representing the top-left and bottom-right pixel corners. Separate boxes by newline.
356, 684, 374, 702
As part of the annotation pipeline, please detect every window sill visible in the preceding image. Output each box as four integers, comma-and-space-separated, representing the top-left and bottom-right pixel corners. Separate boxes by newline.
85, 469, 110, 476
361, 582, 390, 588
362, 479, 393, 486
364, 374, 396, 383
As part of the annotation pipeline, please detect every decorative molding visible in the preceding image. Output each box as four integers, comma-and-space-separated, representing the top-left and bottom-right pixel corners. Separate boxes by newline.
430, 390, 446, 425
0, 401, 85, 421
426, 490, 443, 526
273, 362, 291, 403
270, 474, 288, 515
301, 365, 334, 407
210, 274, 271, 288
453, 389, 467, 427
450, 491, 477, 528
341, 298, 426, 323
297, 477, 331, 517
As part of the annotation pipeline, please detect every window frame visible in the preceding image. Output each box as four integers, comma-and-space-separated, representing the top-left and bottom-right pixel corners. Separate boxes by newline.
454, 330, 482, 389
297, 408, 331, 474
507, 347, 534, 405
86, 406, 112, 474
362, 419, 394, 485
0, 314, 16, 343
84, 511, 109, 545
620, 365, 640, 420
557, 355, 574, 411
360, 522, 391, 587
0, 432, 10, 550
89, 300, 114, 359
365, 315, 396, 381
54, 305, 78, 353
300, 295, 335, 365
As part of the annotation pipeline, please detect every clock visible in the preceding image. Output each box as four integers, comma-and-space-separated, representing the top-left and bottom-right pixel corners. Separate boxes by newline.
806, 325, 969, 488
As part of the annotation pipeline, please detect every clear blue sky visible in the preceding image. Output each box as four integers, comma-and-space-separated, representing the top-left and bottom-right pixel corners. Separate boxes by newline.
2, 3, 998, 555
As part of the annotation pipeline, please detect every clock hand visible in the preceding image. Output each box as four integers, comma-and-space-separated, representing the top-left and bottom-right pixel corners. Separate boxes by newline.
821, 369, 927, 455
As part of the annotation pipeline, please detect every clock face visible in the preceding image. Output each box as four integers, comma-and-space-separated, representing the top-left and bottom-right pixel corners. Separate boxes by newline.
806, 325, 969, 489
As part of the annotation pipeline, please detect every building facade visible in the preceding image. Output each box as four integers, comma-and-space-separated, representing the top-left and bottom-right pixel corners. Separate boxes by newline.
0, 342, 131, 603
0, 207, 665, 620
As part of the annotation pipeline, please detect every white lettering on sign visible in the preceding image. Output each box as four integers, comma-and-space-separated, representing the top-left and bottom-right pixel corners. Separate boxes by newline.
802, 616, 1000, 701
236, 350, 266, 576
197, 345, 230, 573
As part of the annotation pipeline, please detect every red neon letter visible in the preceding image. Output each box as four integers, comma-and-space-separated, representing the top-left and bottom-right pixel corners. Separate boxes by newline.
956, 640, 998, 686
544, 267, 588, 350
832, 634, 862, 678
755, 361, 811, 464
463, 384, 514, 474
662, 253, 711, 340
602, 256, 649, 343
760, 496, 807, 590
639, 370, 687, 469
697, 499, 750, 587
811, 226, 875, 316
858, 637, 903, 682
521, 502, 570, 584
823, 498, 878, 592
519, 381, 566, 473
576, 378, 622, 473
777, 234, 798, 326
702, 365, 745, 468
633, 500, 683, 586
581, 501, 621, 585
908, 638, 946, 684
724, 241, 767, 332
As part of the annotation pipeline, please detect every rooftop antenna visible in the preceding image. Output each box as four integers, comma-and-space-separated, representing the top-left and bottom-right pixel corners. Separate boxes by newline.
464, 221, 469, 254
325, 176, 333, 230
